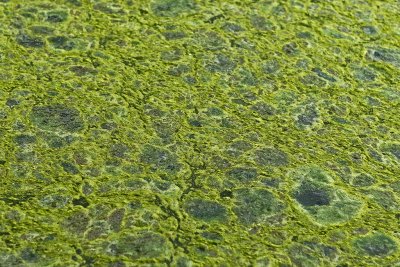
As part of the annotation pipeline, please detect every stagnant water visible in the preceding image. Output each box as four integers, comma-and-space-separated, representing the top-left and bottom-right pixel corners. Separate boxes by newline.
0, 0, 400, 266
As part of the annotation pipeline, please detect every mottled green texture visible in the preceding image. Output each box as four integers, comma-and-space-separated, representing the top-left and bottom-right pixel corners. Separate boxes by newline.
1, 0, 400, 266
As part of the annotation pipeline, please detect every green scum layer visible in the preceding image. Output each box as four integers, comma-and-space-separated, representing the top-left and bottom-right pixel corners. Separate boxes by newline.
0, 0, 400, 266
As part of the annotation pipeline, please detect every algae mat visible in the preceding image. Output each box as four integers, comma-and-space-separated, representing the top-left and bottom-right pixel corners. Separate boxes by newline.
0, 0, 400, 266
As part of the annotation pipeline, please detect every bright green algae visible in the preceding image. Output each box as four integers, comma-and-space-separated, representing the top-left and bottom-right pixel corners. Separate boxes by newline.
0, 0, 400, 266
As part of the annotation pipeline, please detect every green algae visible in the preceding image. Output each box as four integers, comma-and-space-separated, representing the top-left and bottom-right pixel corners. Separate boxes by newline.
0, 0, 400, 266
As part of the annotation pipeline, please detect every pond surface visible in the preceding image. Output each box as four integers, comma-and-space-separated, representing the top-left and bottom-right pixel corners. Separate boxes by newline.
0, 0, 400, 266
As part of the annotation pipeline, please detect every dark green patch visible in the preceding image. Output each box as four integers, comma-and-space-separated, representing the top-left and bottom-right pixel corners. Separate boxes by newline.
226, 167, 257, 182
47, 36, 75, 50
251, 102, 276, 118
233, 188, 283, 225
108, 208, 125, 232
108, 231, 169, 259
352, 173, 375, 187
46, 10, 69, 23
16, 34, 45, 48
205, 53, 237, 73
151, 0, 196, 17
293, 182, 332, 207
184, 198, 227, 222
139, 145, 181, 173
262, 59, 280, 74
383, 143, 400, 160
69, 66, 98, 76
353, 233, 397, 257
29, 25, 55, 35
14, 134, 36, 146
62, 211, 90, 235
30, 104, 84, 133
254, 147, 289, 166
296, 105, 319, 127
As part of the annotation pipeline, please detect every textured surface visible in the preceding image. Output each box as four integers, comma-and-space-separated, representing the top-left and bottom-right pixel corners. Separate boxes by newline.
0, 0, 400, 266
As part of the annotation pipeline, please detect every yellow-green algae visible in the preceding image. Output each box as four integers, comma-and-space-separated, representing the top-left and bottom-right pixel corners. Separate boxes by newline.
0, 0, 400, 266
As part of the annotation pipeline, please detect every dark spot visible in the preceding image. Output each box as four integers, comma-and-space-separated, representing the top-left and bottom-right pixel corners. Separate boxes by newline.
6, 99, 20, 107
14, 134, 36, 146
220, 190, 233, 198
47, 36, 75, 50
155, 180, 170, 191
46, 10, 68, 23
30, 104, 84, 132
232, 69, 258, 86
312, 68, 336, 82
366, 47, 400, 68
188, 119, 202, 127
61, 162, 79, 174
205, 14, 224, 24
296, 105, 319, 127
184, 75, 197, 85
262, 178, 280, 188
20, 248, 39, 263
72, 196, 90, 208
282, 42, 298, 55
293, 182, 331, 207
16, 34, 44, 48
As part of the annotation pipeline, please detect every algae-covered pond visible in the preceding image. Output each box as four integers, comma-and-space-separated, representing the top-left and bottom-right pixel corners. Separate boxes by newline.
0, 0, 400, 266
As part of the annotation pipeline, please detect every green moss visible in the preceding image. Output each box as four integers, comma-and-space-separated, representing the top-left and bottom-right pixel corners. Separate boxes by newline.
1, 0, 400, 265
